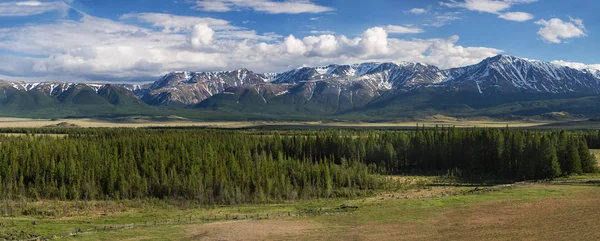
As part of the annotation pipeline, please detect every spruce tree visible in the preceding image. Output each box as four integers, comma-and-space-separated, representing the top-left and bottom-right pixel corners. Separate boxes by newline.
539, 137, 562, 179
578, 140, 598, 173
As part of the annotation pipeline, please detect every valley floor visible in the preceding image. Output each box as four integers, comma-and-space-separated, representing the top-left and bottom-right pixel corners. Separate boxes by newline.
3, 175, 599, 240
0, 117, 551, 129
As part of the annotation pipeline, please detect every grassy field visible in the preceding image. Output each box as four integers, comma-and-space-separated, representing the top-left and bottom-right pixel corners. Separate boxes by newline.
0, 117, 550, 129
2, 175, 599, 240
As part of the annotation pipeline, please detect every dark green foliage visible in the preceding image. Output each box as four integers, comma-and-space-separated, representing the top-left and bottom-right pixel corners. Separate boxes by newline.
0, 90, 58, 110
0, 129, 377, 203
557, 132, 583, 175
0, 84, 156, 119
538, 137, 562, 179
97, 85, 146, 107
0, 128, 596, 203
57, 85, 108, 106
579, 141, 598, 173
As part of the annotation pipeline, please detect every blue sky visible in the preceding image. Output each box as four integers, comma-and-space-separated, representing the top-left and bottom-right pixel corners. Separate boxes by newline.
0, 0, 598, 82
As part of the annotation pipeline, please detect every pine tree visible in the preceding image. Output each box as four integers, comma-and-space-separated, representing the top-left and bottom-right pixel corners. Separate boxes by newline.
563, 140, 583, 175
539, 137, 562, 179
578, 140, 598, 173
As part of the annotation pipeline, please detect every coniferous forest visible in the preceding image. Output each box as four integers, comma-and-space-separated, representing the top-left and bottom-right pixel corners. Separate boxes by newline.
0, 128, 597, 204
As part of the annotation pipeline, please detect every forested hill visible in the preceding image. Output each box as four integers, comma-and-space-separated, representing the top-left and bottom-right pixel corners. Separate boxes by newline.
0, 128, 597, 203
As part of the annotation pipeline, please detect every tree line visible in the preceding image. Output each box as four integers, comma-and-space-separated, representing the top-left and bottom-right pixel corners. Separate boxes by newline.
268, 128, 597, 180
0, 129, 377, 203
0, 128, 596, 203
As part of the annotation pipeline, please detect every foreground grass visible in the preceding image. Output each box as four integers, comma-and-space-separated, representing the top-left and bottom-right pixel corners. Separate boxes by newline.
2, 176, 599, 240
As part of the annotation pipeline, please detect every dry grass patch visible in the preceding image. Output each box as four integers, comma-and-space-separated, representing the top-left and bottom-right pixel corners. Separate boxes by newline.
435, 186, 600, 240
183, 219, 322, 241
299, 185, 600, 241
0, 117, 548, 128
321, 121, 547, 128
368, 186, 473, 202
9, 200, 132, 219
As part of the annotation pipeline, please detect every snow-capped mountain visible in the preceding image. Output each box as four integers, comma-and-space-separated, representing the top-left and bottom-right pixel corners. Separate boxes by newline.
442, 55, 600, 94
2, 55, 600, 113
139, 68, 274, 105
0, 80, 146, 115
586, 69, 600, 79
0, 81, 117, 97
271, 62, 446, 88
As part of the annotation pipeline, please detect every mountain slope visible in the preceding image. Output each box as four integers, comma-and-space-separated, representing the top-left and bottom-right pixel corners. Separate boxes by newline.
140, 69, 274, 106
0, 81, 153, 118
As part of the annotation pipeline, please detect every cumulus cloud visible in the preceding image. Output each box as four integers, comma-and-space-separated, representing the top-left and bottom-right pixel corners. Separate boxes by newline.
303, 35, 338, 56
0, 1, 69, 17
284, 35, 307, 55
188, 24, 215, 48
194, 0, 334, 14
0, 11, 503, 82
384, 25, 424, 34
441, 0, 536, 22
361, 27, 389, 56
535, 18, 586, 43
498, 12, 533, 22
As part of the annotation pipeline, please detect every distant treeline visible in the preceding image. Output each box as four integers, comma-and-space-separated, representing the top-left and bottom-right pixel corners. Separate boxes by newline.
285, 128, 597, 180
0, 128, 597, 203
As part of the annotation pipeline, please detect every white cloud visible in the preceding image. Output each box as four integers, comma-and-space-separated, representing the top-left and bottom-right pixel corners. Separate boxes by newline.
188, 24, 215, 48
121, 13, 278, 41
303, 35, 338, 56
498, 12, 533, 22
409, 8, 427, 15
0, 12, 503, 81
284, 35, 307, 55
310, 30, 335, 35
195, 0, 231, 12
0, 1, 69, 17
420, 35, 503, 68
194, 0, 334, 14
441, 0, 536, 22
357, 27, 389, 56
442, 0, 511, 13
385, 25, 424, 34
551, 60, 600, 71
535, 18, 586, 43
425, 12, 462, 27
120, 13, 236, 32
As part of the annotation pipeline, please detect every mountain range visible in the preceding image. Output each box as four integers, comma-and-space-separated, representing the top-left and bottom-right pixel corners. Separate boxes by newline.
2, 55, 600, 120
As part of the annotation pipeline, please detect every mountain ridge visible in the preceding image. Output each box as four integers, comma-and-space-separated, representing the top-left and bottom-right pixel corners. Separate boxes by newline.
1, 55, 600, 119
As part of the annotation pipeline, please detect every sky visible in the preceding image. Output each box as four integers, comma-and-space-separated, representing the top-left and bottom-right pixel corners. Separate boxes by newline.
0, 0, 598, 82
